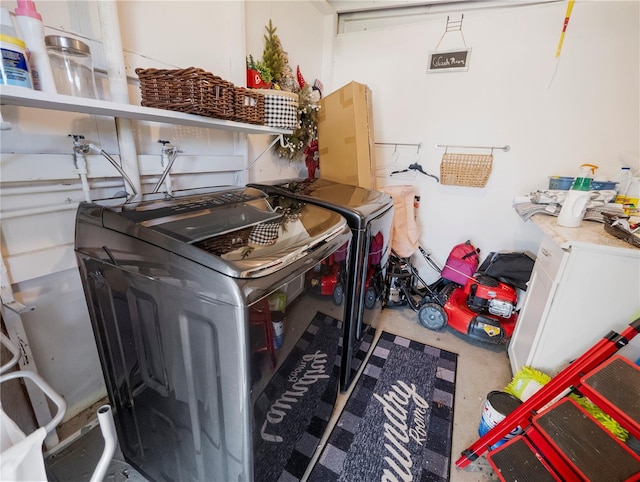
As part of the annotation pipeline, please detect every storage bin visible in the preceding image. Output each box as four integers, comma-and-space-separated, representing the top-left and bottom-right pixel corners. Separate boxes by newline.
590, 180, 618, 191
135, 67, 234, 120
46, 35, 97, 98
254, 89, 298, 129
233, 87, 264, 125
548, 176, 574, 190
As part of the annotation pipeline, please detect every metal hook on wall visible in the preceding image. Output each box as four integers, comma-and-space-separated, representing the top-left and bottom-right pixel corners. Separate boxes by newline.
436, 143, 510, 152
376, 142, 423, 157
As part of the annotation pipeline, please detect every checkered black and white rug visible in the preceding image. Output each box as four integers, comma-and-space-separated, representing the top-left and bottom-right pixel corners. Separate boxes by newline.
253, 312, 342, 482
307, 331, 458, 482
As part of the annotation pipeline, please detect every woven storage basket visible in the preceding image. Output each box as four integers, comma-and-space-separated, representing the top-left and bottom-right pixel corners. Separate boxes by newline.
440, 153, 494, 187
233, 87, 265, 125
254, 89, 299, 129
135, 67, 234, 120
195, 227, 252, 256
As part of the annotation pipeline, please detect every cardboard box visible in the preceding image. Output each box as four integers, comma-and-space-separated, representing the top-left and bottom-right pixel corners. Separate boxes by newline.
317, 81, 376, 189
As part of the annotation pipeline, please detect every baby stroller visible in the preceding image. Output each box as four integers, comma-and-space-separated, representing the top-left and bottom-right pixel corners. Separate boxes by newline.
385, 246, 451, 310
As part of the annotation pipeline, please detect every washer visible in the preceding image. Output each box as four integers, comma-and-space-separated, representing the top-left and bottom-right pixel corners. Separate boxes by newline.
75, 186, 351, 482
248, 178, 394, 391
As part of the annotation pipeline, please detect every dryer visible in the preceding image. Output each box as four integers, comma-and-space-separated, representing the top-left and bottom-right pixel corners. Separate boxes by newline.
75, 186, 351, 482
248, 179, 394, 391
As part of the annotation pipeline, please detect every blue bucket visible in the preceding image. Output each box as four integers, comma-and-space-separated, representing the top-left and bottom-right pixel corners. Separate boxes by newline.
478, 391, 523, 449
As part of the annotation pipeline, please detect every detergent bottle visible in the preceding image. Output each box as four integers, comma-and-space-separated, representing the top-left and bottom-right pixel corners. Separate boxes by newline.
557, 163, 596, 228
624, 176, 640, 214
613, 167, 632, 204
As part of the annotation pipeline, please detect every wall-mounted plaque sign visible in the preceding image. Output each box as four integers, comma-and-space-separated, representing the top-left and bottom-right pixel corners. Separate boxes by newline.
427, 48, 471, 73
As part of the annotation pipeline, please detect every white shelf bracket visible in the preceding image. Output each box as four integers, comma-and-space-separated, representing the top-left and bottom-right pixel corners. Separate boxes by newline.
0, 110, 13, 131
247, 134, 285, 170
1, 256, 34, 314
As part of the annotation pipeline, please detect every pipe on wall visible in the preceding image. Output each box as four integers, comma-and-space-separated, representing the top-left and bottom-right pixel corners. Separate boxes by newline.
0, 203, 78, 220
96, 1, 142, 201
0, 181, 124, 196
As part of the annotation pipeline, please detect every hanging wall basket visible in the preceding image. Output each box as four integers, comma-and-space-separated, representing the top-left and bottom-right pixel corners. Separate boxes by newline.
440, 153, 493, 187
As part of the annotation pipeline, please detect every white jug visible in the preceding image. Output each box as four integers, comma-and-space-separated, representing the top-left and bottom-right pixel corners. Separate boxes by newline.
557, 190, 591, 227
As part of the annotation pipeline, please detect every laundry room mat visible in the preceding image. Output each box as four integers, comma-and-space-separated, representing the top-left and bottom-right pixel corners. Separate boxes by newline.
253, 311, 342, 482
307, 331, 458, 482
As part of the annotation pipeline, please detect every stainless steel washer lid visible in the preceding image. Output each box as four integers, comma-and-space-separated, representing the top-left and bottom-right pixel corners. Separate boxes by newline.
248, 178, 393, 229
79, 186, 348, 278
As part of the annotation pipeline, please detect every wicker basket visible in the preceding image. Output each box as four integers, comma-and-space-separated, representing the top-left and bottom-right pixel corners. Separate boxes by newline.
135, 67, 234, 120
233, 87, 264, 125
254, 89, 298, 129
195, 227, 252, 256
440, 153, 494, 188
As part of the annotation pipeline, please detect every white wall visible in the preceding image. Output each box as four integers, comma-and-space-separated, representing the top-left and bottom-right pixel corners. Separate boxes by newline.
329, 0, 640, 279
245, 1, 332, 182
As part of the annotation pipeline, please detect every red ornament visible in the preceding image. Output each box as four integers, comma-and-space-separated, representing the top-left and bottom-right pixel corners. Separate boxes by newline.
296, 65, 306, 89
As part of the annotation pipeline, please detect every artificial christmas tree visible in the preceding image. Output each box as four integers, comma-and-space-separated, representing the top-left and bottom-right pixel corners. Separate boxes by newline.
262, 19, 284, 86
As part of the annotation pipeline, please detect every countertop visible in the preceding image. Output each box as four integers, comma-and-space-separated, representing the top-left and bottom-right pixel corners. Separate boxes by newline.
530, 214, 639, 253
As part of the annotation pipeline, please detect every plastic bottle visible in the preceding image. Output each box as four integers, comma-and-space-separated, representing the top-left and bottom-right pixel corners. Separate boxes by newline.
557, 163, 596, 228
614, 167, 632, 204
14, 0, 56, 92
624, 177, 640, 214
1, 6, 32, 88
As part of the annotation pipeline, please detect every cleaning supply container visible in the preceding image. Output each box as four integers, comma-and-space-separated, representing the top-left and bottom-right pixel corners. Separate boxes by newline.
45, 34, 97, 98
478, 390, 523, 449
0, 7, 32, 88
0, 34, 32, 88
548, 176, 575, 190
614, 167, 640, 215
14, 0, 56, 92
614, 167, 633, 204
557, 163, 596, 228
624, 177, 640, 214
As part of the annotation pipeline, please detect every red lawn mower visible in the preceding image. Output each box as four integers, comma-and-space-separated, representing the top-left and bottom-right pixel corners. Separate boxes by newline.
418, 274, 519, 344
306, 239, 384, 309
385, 243, 531, 345
306, 244, 348, 305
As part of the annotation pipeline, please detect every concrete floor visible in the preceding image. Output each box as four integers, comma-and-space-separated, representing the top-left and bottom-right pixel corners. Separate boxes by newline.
46, 305, 513, 481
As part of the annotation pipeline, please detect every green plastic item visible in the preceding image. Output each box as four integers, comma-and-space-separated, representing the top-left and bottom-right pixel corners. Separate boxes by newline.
504, 366, 551, 401
572, 163, 598, 191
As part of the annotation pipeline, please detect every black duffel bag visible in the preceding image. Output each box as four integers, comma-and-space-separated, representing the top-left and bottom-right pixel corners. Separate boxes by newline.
477, 251, 535, 291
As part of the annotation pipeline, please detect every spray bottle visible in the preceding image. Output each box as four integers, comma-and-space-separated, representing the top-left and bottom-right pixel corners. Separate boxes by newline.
557, 163, 596, 228
14, 0, 56, 92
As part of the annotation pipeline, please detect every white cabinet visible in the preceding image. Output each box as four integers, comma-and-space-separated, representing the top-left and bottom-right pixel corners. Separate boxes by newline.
508, 215, 640, 376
